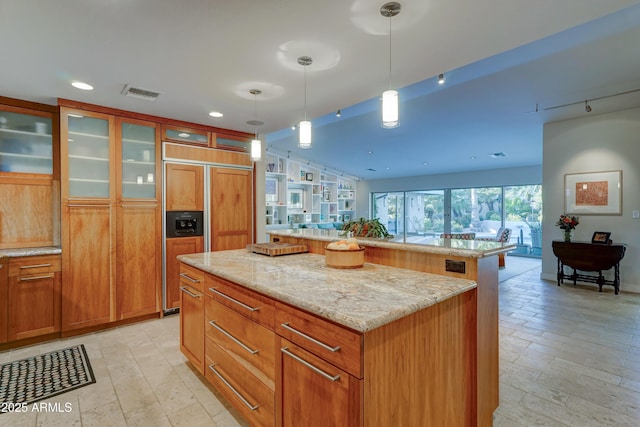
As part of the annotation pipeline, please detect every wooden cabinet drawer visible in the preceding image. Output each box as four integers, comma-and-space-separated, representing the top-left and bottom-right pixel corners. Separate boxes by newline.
9, 255, 61, 277
206, 338, 274, 427
279, 338, 361, 427
276, 302, 362, 378
179, 263, 204, 293
206, 297, 276, 382
205, 274, 274, 329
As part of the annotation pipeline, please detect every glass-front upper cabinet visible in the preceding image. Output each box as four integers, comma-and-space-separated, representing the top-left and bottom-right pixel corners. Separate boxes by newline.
162, 124, 209, 145
65, 111, 112, 198
120, 121, 157, 199
0, 108, 53, 174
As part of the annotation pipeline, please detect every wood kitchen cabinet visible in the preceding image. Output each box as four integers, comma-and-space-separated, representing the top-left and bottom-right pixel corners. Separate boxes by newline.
204, 273, 276, 427
0, 260, 7, 343
165, 236, 204, 310
60, 103, 162, 331
7, 255, 61, 341
210, 167, 252, 251
278, 339, 361, 427
0, 96, 60, 250
179, 263, 205, 373
165, 162, 204, 211
60, 107, 115, 331
115, 118, 161, 319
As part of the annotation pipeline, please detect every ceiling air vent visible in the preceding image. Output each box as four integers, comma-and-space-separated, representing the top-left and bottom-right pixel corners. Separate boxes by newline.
490, 152, 508, 158
121, 84, 161, 101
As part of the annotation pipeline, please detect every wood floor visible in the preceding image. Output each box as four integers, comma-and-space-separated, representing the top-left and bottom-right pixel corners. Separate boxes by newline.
1, 262, 638, 426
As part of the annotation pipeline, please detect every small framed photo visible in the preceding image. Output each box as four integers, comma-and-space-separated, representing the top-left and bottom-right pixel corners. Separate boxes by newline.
306, 172, 314, 181
591, 231, 611, 244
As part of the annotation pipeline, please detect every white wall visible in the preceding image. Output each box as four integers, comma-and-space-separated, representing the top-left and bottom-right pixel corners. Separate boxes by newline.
542, 107, 640, 293
355, 166, 542, 219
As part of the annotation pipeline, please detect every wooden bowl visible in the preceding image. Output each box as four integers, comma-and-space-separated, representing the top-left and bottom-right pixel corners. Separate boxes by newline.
324, 246, 365, 269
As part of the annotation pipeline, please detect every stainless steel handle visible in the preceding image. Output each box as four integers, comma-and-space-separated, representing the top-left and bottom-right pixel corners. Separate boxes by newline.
179, 273, 201, 283
281, 347, 340, 382
208, 288, 259, 312
208, 364, 259, 411
179, 286, 200, 299
19, 274, 54, 281
20, 263, 52, 269
208, 321, 259, 355
280, 323, 341, 352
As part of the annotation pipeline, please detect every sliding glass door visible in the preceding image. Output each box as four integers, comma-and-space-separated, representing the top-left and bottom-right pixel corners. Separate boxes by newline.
371, 184, 541, 257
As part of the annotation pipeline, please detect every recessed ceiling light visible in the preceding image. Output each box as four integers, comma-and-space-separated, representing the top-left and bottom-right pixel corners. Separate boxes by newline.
71, 81, 93, 91
209, 111, 223, 118
368, 150, 373, 154
490, 152, 508, 158
386, 167, 390, 171
178, 132, 190, 138
423, 162, 428, 166
470, 156, 477, 160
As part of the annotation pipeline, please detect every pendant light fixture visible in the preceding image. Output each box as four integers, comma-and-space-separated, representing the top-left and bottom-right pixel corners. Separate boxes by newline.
248, 89, 263, 161
380, 2, 401, 129
298, 55, 313, 149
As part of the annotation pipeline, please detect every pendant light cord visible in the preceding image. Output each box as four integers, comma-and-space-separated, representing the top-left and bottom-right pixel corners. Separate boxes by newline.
388, 13, 392, 90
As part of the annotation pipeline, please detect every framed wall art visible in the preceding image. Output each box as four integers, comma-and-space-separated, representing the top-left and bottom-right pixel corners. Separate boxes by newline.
564, 170, 621, 215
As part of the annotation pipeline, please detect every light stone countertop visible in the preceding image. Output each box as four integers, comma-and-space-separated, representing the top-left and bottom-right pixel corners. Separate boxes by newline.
178, 249, 477, 333
0, 246, 61, 260
268, 228, 515, 258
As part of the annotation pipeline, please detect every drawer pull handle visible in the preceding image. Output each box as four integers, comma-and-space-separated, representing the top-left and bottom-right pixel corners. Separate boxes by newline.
208, 364, 260, 411
20, 263, 52, 269
179, 273, 201, 283
19, 274, 54, 282
280, 323, 341, 352
208, 321, 259, 355
179, 286, 201, 299
281, 347, 340, 382
208, 288, 259, 312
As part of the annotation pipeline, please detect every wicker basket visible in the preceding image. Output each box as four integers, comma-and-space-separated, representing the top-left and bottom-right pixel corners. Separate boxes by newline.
324, 246, 365, 269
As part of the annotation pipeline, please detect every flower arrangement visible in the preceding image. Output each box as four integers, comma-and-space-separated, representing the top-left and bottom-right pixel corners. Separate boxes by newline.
556, 214, 579, 241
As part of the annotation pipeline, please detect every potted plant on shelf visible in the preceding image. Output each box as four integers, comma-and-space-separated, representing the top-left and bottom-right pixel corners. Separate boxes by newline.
341, 218, 393, 239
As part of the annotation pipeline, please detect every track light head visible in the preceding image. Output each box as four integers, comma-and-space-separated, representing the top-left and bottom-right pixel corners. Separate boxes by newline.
438, 73, 445, 84
585, 100, 592, 113
336, 109, 341, 117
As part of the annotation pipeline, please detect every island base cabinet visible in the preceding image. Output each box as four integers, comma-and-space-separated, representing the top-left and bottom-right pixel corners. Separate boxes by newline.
179, 263, 205, 374
277, 338, 362, 427
206, 338, 275, 427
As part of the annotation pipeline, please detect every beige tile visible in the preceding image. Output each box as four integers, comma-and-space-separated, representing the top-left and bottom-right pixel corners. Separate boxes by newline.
167, 402, 217, 427
152, 378, 199, 415
80, 400, 127, 427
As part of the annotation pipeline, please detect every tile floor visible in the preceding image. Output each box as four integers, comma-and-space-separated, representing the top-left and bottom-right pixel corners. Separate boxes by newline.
1, 262, 639, 426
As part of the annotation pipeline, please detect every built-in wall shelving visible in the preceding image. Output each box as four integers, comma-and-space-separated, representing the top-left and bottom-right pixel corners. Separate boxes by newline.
265, 153, 357, 227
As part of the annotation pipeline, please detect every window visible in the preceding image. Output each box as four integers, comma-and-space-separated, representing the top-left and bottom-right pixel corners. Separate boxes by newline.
371, 184, 541, 257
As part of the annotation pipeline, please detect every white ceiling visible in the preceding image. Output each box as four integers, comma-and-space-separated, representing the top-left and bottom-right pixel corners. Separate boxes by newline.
2, 0, 640, 179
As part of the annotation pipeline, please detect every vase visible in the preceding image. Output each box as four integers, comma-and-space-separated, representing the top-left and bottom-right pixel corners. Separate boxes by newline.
563, 229, 572, 242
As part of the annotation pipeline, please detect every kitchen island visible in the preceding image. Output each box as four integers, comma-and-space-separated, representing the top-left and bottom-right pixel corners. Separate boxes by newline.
268, 228, 514, 426
178, 249, 482, 426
